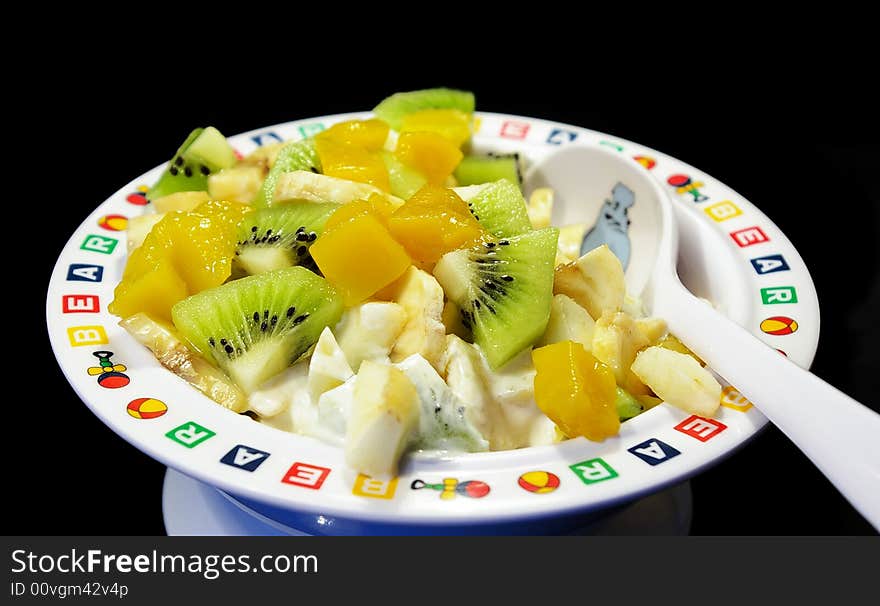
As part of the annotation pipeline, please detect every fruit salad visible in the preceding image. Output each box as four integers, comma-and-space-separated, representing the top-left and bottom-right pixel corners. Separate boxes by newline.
111, 89, 723, 477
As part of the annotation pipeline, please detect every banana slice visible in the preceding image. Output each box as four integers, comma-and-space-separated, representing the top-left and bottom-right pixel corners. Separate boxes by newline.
592, 311, 650, 391
555, 222, 589, 266
208, 165, 263, 204
334, 302, 407, 371
538, 294, 596, 349
527, 187, 554, 229
631, 346, 722, 417
635, 316, 668, 344
345, 360, 420, 477
387, 267, 446, 370
554, 244, 625, 319
274, 170, 404, 207
307, 327, 354, 402
119, 313, 247, 412
248, 361, 309, 418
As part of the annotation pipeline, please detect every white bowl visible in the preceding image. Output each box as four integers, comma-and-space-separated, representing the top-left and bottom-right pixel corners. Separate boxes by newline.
47, 112, 819, 534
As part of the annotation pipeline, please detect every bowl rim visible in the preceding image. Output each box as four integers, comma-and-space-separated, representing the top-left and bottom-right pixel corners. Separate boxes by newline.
46, 111, 820, 526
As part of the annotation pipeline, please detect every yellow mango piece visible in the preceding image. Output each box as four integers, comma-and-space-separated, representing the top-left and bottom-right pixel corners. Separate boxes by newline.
310, 212, 411, 306
532, 340, 619, 441
317, 119, 389, 151
322, 195, 396, 236
400, 109, 471, 147
315, 137, 390, 192
109, 260, 188, 323
111, 200, 250, 320
395, 131, 463, 185
387, 185, 484, 263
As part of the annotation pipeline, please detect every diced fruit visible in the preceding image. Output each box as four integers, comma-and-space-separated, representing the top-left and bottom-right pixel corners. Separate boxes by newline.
615, 387, 645, 421
310, 211, 411, 305
345, 360, 420, 477
467, 179, 533, 238
631, 346, 722, 417
334, 302, 407, 371
381, 151, 427, 200
315, 378, 355, 442
171, 266, 344, 394
307, 327, 354, 402
234, 201, 340, 275
440, 335, 552, 450
400, 109, 471, 147
387, 185, 485, 264
452, 184, 487, 201
532, 341, 619, 441
556, 222, 589, 266
395, 131, 463, 185
110, 200, 251, 321
384, 267, 446, 369
434, 227, 558, 368
591, 311, 650, 388
527, 187, 554, 229
248, 361, 310, 419
454, 154, 521, 188
273, 170, 402, 208
317, 119, 389, 151
373, 88, 475, 130
109, 259, 188, 323
152, 191, 210, 213
315, 137, 389, 191
441, 300, 471, 340
656, 334, 704, 365
240, 141, 286, 175
395, 354, 487, 452
148, 127, 237, 200
126, 213, 165, 253
120, 312, 247, 412
554, 244, 625, 320
635, 317, 668, 343
208, 165, 264, 204
538, 294, 595, 349
323, 195, 396, 232
252, 139, 321, 207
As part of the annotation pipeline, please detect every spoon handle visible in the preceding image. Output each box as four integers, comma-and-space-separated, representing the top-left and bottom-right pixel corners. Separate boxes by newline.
658, 287, 880, 531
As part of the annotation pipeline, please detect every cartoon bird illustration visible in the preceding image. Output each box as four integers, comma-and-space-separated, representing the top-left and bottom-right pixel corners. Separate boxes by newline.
87, 351, 130, 388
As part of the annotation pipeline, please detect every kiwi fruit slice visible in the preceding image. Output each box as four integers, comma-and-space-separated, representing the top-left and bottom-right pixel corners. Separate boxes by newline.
234, 202, 340, 276
252, 139, 322, 207
466, 179, 533, 238
615, 387, 645, 421
373, 88, 475, 130
455, 154, 521, 188
171, 266, 344, 393
433, 227, 559, 368
148, 127, 237, 201
381, 151, 426, 199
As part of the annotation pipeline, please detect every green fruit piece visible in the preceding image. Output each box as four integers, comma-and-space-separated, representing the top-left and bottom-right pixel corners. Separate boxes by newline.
234, 201, 340, 275
148, 127, 237, 200
467, 179, 533, 238
252, 139, 321, 207
171, 266, 343, 393
433, 227, 559, 369
373, 88, 475, 130
615, 386, 645, 421
381, 151, 426, 199
454, 154, 521, 187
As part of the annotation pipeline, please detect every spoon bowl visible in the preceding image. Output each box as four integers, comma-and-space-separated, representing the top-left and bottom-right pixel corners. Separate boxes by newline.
529, 143, 880, 531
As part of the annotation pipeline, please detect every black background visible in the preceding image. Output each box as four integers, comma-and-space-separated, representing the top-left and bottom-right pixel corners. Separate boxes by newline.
15, 43, 879, 536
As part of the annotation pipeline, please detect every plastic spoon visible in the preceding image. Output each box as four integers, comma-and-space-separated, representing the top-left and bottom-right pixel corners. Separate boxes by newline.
526, 145, 880, 530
